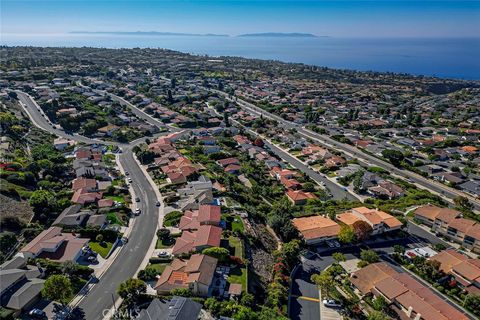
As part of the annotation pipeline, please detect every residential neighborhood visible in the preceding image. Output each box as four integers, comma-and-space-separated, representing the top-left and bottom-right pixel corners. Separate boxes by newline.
0, 46, 479, 320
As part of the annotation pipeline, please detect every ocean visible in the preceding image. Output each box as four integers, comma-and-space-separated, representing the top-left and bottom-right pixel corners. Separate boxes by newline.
2, 33, 479, 80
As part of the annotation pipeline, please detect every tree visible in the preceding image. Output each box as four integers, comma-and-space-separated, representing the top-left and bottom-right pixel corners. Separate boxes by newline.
302, 182, 316, 192
381, 149, 404, 165
95, 234, 104, 243
332, 252, 346, 262
240, 292, 254, 307
276, 239, 301, 270
372, 295, 387, 311
393, 245, 405, 255
253, 138, 264, 147
117, 278, 146, 301
156, 228, 170, 241
360, 249, 379, 264
170, 288, 192, 297
352, 220, 373, 241
338, 225, 355, 244
368, 310, 388, 320
464, 294, 480, 316
42, 275, 73, 304
454, 196, 474, 211
202, 247, 230, 262
311, 270, 334, 295
61, 261, 78, 278
29, 190, 56, 215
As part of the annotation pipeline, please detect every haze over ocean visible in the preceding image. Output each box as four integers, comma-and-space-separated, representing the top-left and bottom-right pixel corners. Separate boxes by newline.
2, 34, 479, 79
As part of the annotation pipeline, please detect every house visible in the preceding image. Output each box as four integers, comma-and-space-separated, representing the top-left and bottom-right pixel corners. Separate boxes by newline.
414, 205, 480, 253
19, 227, 89, 262
325, 155, 346, 169
459, 180, 480, 197
280, 177, 302, 190
172, 225, 222, 256
155, 254, 217, 296
179, 205, 221, 230
0, 256, 44, 314
292, 216, 340, 245
167, 172, 187, 184
431, 249, 480, 294
71, 188, 102, 205
97, 124, 120, 136
136, 297, 202, 320
53, 137, 73, 151
72, 177, 97, 192
367, 181, 404, 199
224, 164, 241, 175
414, 204, 461, 227
52, 204, 90, 227
286, 190, 317, 205
350, 262, 469, 320
336, 207, 402, 235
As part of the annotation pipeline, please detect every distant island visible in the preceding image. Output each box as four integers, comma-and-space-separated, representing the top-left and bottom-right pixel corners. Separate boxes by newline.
70, 31, 325, 38
237, 33, 320, 38
70, 31, 228, 37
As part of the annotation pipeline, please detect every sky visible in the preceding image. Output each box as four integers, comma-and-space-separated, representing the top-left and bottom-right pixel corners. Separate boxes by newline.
2, 0, 480, 38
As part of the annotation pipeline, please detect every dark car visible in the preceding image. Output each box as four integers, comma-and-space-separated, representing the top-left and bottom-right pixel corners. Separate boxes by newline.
135, 197, 140, 202
29, 309, 47, 319
155, 201, 161, 207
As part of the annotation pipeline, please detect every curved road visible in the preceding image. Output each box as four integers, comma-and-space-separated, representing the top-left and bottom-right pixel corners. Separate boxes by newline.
16, 91, 163, 320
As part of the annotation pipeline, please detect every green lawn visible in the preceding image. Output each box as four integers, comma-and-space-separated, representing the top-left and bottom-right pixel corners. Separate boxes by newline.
105, 195, 126, 203
146, 262, 168, 275
228, 236, 243, 258
222, 214, 244, 233
228, 266, 247, 291
106, 212, 124, 226
156, 237, 175, 249
89, 241, 113, 258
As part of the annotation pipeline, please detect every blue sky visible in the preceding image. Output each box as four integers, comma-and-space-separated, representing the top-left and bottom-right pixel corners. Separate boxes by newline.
2, 0, 479, 37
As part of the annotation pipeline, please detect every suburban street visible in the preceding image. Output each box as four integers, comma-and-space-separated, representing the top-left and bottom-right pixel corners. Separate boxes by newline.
215, 90, 480, 211
206, 102, 357, 201
16, 91, 164, 320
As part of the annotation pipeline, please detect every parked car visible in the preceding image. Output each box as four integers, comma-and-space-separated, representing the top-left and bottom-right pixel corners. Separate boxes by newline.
29, 309, 47, 319
125, 171, 129, 176
155, 201, 161, 207
323, 299, 342, 308
87, 256, 98, 263
158, 251, 169, 257
121, 237, 128, 244
135, 197, 140, 202
128, 178, 133, 183
135, 208, 141, 215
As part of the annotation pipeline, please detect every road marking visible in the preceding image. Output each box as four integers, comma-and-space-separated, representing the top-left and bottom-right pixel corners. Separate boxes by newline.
292, 295, 320, 302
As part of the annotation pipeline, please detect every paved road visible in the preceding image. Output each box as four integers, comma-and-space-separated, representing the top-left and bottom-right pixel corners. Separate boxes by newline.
206, 102, 356, 201
77, 148, 161, 320
17, 92, 162, 320
263, 140, 358, 201
215, 90, 480, 211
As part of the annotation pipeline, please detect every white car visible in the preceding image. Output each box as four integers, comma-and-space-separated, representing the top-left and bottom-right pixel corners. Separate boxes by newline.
128, 178, 132, 183
134, 208, 141, 215
323, 299, 342, 308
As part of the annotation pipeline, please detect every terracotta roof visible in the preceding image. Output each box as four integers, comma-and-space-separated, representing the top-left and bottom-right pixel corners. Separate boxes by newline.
466, 223, 480, 240
431, 249, 468, 273
292, 216, 340, 240
448, 218, 476, 233
336, 212, 362, 226
350, 263, 398, 294
217, 157, 240, 167
155, 254, 217, 293
194, 225, 222, 248
72, 177, 97, 191
20, 227, 88, 262
197, 205, 221, 223
287, 190, 317, 202
415, 204, 461, 223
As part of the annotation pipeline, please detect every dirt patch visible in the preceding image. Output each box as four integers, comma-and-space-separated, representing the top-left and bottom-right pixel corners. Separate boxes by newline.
0, 194, 34, 230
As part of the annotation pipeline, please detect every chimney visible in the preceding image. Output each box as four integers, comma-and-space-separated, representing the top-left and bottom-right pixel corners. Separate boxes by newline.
407, 306, 413, 317
414, 313, 421, 320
